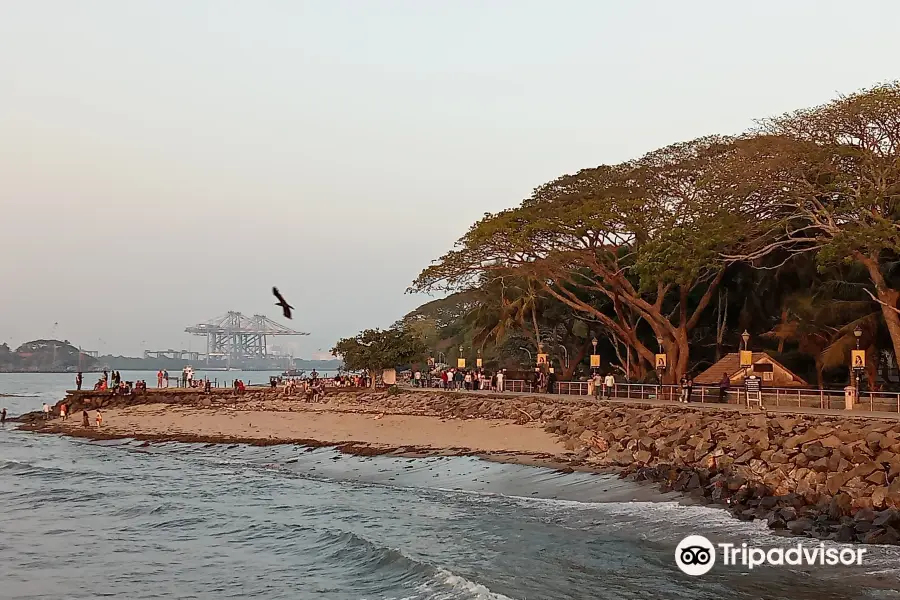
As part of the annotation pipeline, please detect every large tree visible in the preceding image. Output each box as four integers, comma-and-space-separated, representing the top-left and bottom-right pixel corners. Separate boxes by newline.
331, 326, 427, 388
413, 137, 754, 381
724, 83, 900, 362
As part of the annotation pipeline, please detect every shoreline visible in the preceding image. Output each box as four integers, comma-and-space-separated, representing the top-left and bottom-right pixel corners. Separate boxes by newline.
22, 422, 596, 474
15, 387, 900, 546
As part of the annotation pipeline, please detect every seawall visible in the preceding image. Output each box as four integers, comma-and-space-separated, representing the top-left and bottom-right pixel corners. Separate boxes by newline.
18, 386, 900, 545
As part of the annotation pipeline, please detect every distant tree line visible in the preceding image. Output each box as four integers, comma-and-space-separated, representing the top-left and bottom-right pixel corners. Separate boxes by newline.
407, 83, 900, 389
0, 339, 97, 372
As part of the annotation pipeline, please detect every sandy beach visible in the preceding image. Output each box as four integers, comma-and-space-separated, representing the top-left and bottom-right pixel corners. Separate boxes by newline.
45, 402, 569, 458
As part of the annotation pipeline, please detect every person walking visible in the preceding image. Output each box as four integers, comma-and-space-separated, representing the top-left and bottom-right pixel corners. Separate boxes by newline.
592, 372, 603, 399
604, 373, 615, 399
75, 372, 83, 391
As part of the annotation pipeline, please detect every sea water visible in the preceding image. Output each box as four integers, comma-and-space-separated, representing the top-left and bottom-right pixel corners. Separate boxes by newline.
1, 374, 899, 599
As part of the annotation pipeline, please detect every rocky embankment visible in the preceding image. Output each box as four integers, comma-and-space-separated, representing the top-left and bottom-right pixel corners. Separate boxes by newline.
20, 387, 900, 545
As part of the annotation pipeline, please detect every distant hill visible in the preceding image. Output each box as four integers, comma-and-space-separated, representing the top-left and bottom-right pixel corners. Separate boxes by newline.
0, 339, 97, 372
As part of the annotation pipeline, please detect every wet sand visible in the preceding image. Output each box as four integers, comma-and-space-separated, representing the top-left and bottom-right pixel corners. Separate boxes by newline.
43, 403, 569, 458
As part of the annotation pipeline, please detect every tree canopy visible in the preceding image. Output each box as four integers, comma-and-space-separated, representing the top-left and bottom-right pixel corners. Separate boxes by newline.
331, 326, 428, 385
406, 82, 900, 389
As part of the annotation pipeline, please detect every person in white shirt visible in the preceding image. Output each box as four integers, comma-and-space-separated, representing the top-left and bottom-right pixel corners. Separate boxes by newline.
496, 370, 505, 392
603, 373, 616, 399
414, 370, 422, 387
592, 373, 603, 399
42, 403, 51, 420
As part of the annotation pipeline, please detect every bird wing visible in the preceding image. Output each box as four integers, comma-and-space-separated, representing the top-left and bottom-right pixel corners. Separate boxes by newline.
273, 287, 284, 302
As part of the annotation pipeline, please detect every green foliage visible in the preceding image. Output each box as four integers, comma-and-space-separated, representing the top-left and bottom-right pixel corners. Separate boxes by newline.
330, 326, 428, 375
404, 82, 900, 387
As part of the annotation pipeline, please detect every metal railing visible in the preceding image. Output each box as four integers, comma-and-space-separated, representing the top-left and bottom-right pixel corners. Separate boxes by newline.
497, 380, 900, 414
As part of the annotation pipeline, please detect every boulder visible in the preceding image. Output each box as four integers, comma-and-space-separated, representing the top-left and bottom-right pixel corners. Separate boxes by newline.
827, 492, 853, 520
787, 518, 814, 535
873, 508, 900, 529
834, 525, 856, 543
803, 443, 830, 460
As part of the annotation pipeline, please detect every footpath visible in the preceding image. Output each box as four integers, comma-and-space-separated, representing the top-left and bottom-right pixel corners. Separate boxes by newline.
402, 385, 900, 421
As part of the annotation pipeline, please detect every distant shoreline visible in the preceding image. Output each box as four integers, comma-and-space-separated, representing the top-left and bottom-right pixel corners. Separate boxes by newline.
0, 368, 338, 374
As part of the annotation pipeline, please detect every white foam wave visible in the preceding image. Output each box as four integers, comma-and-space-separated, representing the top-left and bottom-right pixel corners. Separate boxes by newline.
414, 568, 517, 600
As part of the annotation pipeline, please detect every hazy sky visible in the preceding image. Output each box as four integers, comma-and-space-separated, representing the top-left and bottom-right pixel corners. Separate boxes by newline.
2, 1, 898, 357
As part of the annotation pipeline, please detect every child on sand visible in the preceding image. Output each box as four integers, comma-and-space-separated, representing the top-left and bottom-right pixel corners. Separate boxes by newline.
60, 404, 67, 420
95, 410, 103, 427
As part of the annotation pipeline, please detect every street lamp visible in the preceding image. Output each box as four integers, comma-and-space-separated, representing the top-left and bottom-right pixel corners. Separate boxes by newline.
741, 330, 750, 350
519, 347, 533, 362
656, 336, 664, 353
853, 326, 864, 390
591, 337, 598, 375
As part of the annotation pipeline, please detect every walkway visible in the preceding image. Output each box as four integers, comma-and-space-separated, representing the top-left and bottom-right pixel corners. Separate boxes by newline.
403, 385, 900, 421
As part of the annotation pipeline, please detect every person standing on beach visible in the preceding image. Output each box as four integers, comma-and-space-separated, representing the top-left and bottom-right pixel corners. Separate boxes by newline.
60, 403, 67, 420
496, 370, 505, 393
163, 370, 169, 388
42, 403, 51, 420
157, 370, 164, 388
1, 408, 6, 425
75, 372, 83, 391
95, 410, 103, 427
82, 409, 89, 427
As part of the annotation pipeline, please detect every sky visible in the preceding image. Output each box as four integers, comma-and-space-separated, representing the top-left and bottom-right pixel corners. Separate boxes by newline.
1, 0, 899, 358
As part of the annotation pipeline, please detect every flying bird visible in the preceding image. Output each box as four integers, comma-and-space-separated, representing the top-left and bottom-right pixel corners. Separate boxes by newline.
272, 287, 294, 319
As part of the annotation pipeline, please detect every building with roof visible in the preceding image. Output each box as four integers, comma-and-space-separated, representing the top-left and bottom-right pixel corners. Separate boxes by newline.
693, 352, 809, 387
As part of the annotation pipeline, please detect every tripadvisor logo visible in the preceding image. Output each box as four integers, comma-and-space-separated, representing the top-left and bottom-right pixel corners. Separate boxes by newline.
674, 535, 867, 575
675, 535, 716, 576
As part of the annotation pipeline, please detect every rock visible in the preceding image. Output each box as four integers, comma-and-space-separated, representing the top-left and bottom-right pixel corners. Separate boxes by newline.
867, 471, 887, 486
198, 398, 212, 407
787, 518, 814, 535
767, 511, 787, 529
633, 449, 652, 464
828, 492, 853, 519
849, 461, 880, 480
803, 443, 830, 460
834, 525, 856, 542
738, 508, 757, 521
873, 508, 900, 529
759, 496, 778, 510
826, 472, 851, 495
820, 435, 844, 449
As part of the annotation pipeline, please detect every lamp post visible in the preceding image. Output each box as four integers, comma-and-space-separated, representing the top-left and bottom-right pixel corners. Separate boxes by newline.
655, 336, 665, 394
853, 326, 863, 390
591, 337, 598, 374
519, 347, 532, 363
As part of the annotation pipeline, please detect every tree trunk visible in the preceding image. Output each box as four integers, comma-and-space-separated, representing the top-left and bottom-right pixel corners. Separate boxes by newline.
559, 344, 588, 380
777, 308, 788, 353
369, 369, 377, 389
857, 252, 900, 365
